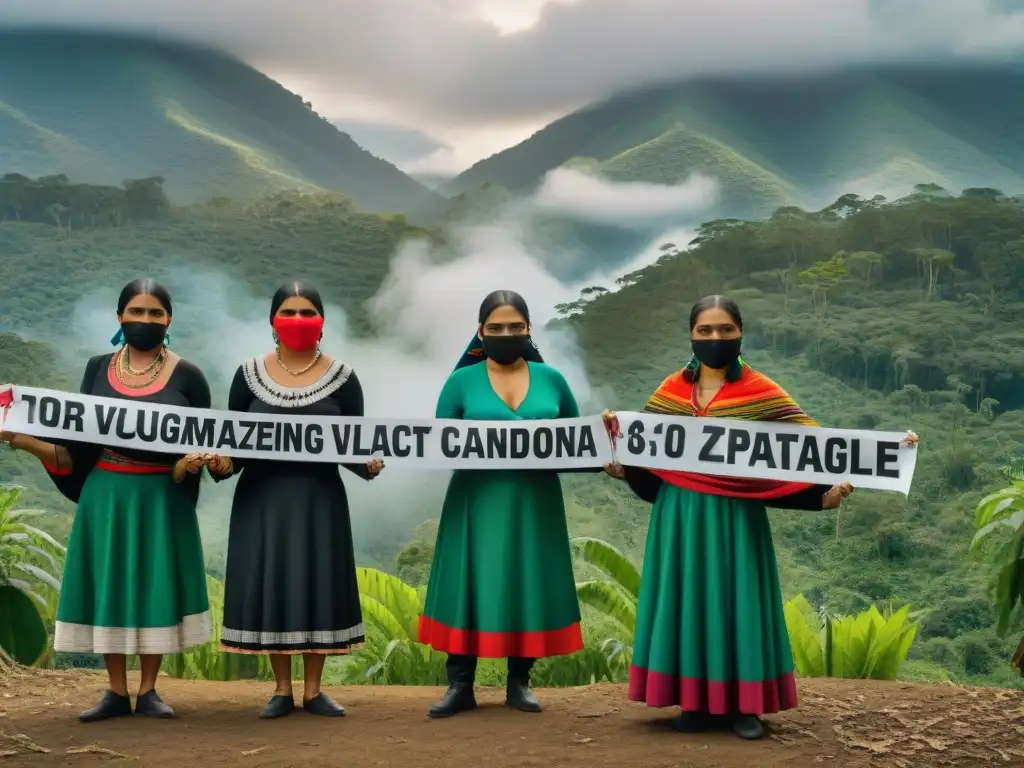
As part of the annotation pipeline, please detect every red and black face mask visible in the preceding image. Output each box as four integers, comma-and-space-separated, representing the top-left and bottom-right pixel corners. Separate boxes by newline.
273, 315, 323, 351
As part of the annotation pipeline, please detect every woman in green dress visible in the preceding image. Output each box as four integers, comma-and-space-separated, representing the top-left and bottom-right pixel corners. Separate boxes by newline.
418, 290, 596, 718
1, 279, 214, 722
602, 295, 919, 740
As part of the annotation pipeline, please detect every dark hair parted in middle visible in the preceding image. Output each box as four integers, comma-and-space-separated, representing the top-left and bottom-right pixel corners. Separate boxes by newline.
269, 281, 325, 322
688, 294, 743, 331
478, 289, 532, 327
117, 279, 173, 316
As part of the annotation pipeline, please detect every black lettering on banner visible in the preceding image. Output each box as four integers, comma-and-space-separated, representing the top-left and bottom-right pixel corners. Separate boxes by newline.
95, 404, 116, 436
391, 425, 412, 458
370, 425, 393, 457
39, 397, 62, 428
160, 413, 181, 443
774, 433, 797, 469
578, 425, 597, 458
305, 424, 323, 454
795, 436, 823, 474
699, 425, 726, 463
281, 422, 302, 453
510, 428, 529, 459
726, 427, 750, 465
486, 427, 507, 458
412, 425, 431, 458
331, 424, 351, 455
63, 400, 85, 433
256, 422, 274, 451
850, 440, 873, 476
238, 421, 256, 450
534, 427, 553, 459
626, 420, 645, 455
555, 426, 574, 457
664, 423, 685, 459
217, 420, 238, 450
876, 441, 899, 478
749, 432, 776, 468
19, 393, 38, 423
353, 425, 372, 456
462, 428, 484, 458
136, 410, 158, 442
824, 437, 848, 474
182, 416, 215, 448
441, 426, 460, 458
114, 408, 136, 440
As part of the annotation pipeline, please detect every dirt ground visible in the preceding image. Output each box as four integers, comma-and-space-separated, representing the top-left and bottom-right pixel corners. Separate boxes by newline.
0, 669, 1022, 768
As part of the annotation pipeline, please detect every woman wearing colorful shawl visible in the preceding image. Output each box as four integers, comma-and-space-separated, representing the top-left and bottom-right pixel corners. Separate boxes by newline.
602, 295, 918, 740
418, 290, 603, 718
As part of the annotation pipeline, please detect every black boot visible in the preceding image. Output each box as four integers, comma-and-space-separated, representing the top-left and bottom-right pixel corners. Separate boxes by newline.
134, 690, 175, 718
505, 657, 541, 713
79, 690, 133, 723
428, 654, 477, 718
673, 711, 708, 732
732, 714, 765, 739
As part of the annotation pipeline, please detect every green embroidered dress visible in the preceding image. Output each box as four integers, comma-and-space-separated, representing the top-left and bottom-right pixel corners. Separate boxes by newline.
417, 361, 584, 658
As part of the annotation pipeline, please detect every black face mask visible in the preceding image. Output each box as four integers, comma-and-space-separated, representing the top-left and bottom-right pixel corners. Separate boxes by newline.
481, 334, 531, 366
121, 321, 167, 352
691, 337, 742, 370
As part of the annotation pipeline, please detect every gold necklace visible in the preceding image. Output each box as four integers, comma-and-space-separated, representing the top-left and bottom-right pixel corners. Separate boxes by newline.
276, 347, 321, 376
114, 349, 165, 389
123, 346, 163, 376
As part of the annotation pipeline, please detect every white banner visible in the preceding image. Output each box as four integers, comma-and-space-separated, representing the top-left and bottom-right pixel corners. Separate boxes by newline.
0, 386, 919, 493
0, 386, 611, 470
613, 412, 917, 495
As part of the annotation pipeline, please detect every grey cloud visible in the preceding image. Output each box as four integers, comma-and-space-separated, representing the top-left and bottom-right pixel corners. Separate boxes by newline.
3, 0, 1024, 124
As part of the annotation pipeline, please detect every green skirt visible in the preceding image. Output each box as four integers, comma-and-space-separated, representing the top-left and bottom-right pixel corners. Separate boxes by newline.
418, 469, 583, 658
54, 467, 211, 655
629, 485, 798, 715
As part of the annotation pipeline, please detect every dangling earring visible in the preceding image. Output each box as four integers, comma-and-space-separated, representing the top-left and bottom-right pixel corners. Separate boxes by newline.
272, 329, 279, 345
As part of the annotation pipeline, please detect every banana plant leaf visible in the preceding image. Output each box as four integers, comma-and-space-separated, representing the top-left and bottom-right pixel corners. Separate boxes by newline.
0, 584, 47, 665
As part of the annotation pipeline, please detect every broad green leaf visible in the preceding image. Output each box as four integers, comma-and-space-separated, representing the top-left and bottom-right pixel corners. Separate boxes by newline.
571, 537, 641, 599
576, 580, 636, 634
356, 567, 421, 639
0, 584, 47, 665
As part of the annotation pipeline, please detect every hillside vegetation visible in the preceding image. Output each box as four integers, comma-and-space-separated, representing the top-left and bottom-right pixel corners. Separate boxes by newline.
445, 67, 1024, 219
0, 30, 441, 215
1, 179, 1023, 690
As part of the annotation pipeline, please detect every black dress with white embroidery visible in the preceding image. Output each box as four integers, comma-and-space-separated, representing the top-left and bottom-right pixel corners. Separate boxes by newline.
219, 356, 368, 654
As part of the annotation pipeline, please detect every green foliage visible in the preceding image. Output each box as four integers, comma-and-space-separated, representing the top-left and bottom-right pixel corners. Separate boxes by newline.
571, 537, 640, 636
970, 461, 1024, 642
783, 594, 918, 679
0, 585, 47, 666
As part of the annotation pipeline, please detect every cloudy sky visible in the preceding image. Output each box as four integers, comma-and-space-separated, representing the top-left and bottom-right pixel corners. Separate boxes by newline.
5, 0, 1024, 172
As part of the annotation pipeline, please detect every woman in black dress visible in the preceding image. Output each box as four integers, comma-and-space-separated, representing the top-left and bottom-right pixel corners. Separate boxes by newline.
210, 281, 384, 719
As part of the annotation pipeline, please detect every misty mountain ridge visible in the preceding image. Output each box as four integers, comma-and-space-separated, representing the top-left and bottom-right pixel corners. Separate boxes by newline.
444, 66, 1024, 218
0, 30, 441, 215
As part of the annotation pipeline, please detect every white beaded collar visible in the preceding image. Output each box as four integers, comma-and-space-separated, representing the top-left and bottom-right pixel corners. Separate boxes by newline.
241, 355, 352, 409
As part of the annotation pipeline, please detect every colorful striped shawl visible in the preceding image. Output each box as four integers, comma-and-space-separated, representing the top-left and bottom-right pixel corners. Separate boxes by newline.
643, 362, 817, 499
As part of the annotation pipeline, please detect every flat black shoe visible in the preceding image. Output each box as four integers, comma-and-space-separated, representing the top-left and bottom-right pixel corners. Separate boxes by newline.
260, 695, 296, 719
134, 690, 175, 719
673, 711, 708, 732
732, 714, 765, 740
428, 683, 477, 718
79, 690, 133, 723
505, 679, 541, 713
303, 692, 345, 717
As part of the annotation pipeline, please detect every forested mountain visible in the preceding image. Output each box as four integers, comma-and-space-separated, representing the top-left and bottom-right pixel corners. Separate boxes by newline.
0, 30, 441, 214
444, 67, 1024, 219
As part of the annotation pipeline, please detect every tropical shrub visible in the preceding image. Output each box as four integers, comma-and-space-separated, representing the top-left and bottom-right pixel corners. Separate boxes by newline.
0, 486, 64, 666
784, 594, 918, 679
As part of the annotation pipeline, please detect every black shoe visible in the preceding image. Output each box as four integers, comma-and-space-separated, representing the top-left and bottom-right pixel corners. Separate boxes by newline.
303, 692, 345, 717
505, 679, 542, 713
672, 711, 708, 732
78, 690, 133, 723
134, 690, 175, 719
428, 683, 477, 718
732, 714, 765, 740
259, 695, 296, 719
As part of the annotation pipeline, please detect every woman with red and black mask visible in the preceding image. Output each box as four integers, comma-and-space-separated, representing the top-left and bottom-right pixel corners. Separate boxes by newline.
210, 281, 384, 719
